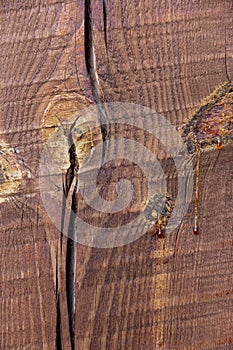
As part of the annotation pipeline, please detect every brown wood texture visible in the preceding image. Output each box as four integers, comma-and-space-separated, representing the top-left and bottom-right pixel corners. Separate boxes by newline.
0, 1, 233, 349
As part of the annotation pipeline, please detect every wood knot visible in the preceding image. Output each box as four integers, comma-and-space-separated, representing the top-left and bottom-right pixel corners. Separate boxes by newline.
0, 142, 22, 202
42, 93, 94, 171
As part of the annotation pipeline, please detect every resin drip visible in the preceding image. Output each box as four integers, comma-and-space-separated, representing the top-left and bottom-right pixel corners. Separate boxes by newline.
182, 82, 233, 235
193, 148, 201, 235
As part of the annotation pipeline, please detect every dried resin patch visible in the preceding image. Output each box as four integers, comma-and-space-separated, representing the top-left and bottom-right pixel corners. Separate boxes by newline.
144, 194, 174, 239
183, 82, 233, 153
0, 142, 22, 203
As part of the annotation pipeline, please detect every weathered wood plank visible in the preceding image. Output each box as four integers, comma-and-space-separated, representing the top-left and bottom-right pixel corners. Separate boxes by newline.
0, 1, 232, 349
0, 1, 93, 349
74, 1, 233, 349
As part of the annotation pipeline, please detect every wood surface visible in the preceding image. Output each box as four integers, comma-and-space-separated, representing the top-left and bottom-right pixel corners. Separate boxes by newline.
0, 1, 233, 349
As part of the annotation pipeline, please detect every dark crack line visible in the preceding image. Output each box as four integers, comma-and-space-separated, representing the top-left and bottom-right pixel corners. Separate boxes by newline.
57, 3, 109, 348
74, 8, 81, 89
58, 129, 79, 350
84, 0, 109, 164
65, 137, 79, 350
56, 253, 63, 350
84, 0, 99, 101
103, 0, 108, 51
224, 24, 231, 82
66, 234, 77, 350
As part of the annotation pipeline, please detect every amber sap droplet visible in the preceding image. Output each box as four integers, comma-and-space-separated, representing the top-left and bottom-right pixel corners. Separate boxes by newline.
157, 228, 165, 239
217, 141, 223, 150
193, 206, 199, 234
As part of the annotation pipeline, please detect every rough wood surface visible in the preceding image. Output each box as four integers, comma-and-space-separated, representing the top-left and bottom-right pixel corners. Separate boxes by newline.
0, 1, 233, 349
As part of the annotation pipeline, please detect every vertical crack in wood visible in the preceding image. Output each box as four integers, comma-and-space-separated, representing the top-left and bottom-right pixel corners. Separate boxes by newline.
56, 252, 63, 350
65, 137, 79, 350
84, 0, 109, 164
84, 0, 100, 101
74, 9, 81, 89
103, 0, 108, 51
224, 24, 231, 82
56, 129, 79, 349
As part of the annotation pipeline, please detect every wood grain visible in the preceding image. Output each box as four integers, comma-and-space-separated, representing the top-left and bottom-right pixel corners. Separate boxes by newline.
0, 1, 232, 349
0, 1, 92, 349
75, 1, 233, 349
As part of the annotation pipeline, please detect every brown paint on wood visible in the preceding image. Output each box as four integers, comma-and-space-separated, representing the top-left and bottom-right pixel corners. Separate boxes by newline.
0, 1, 233, 349
0, 1, 92, 349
